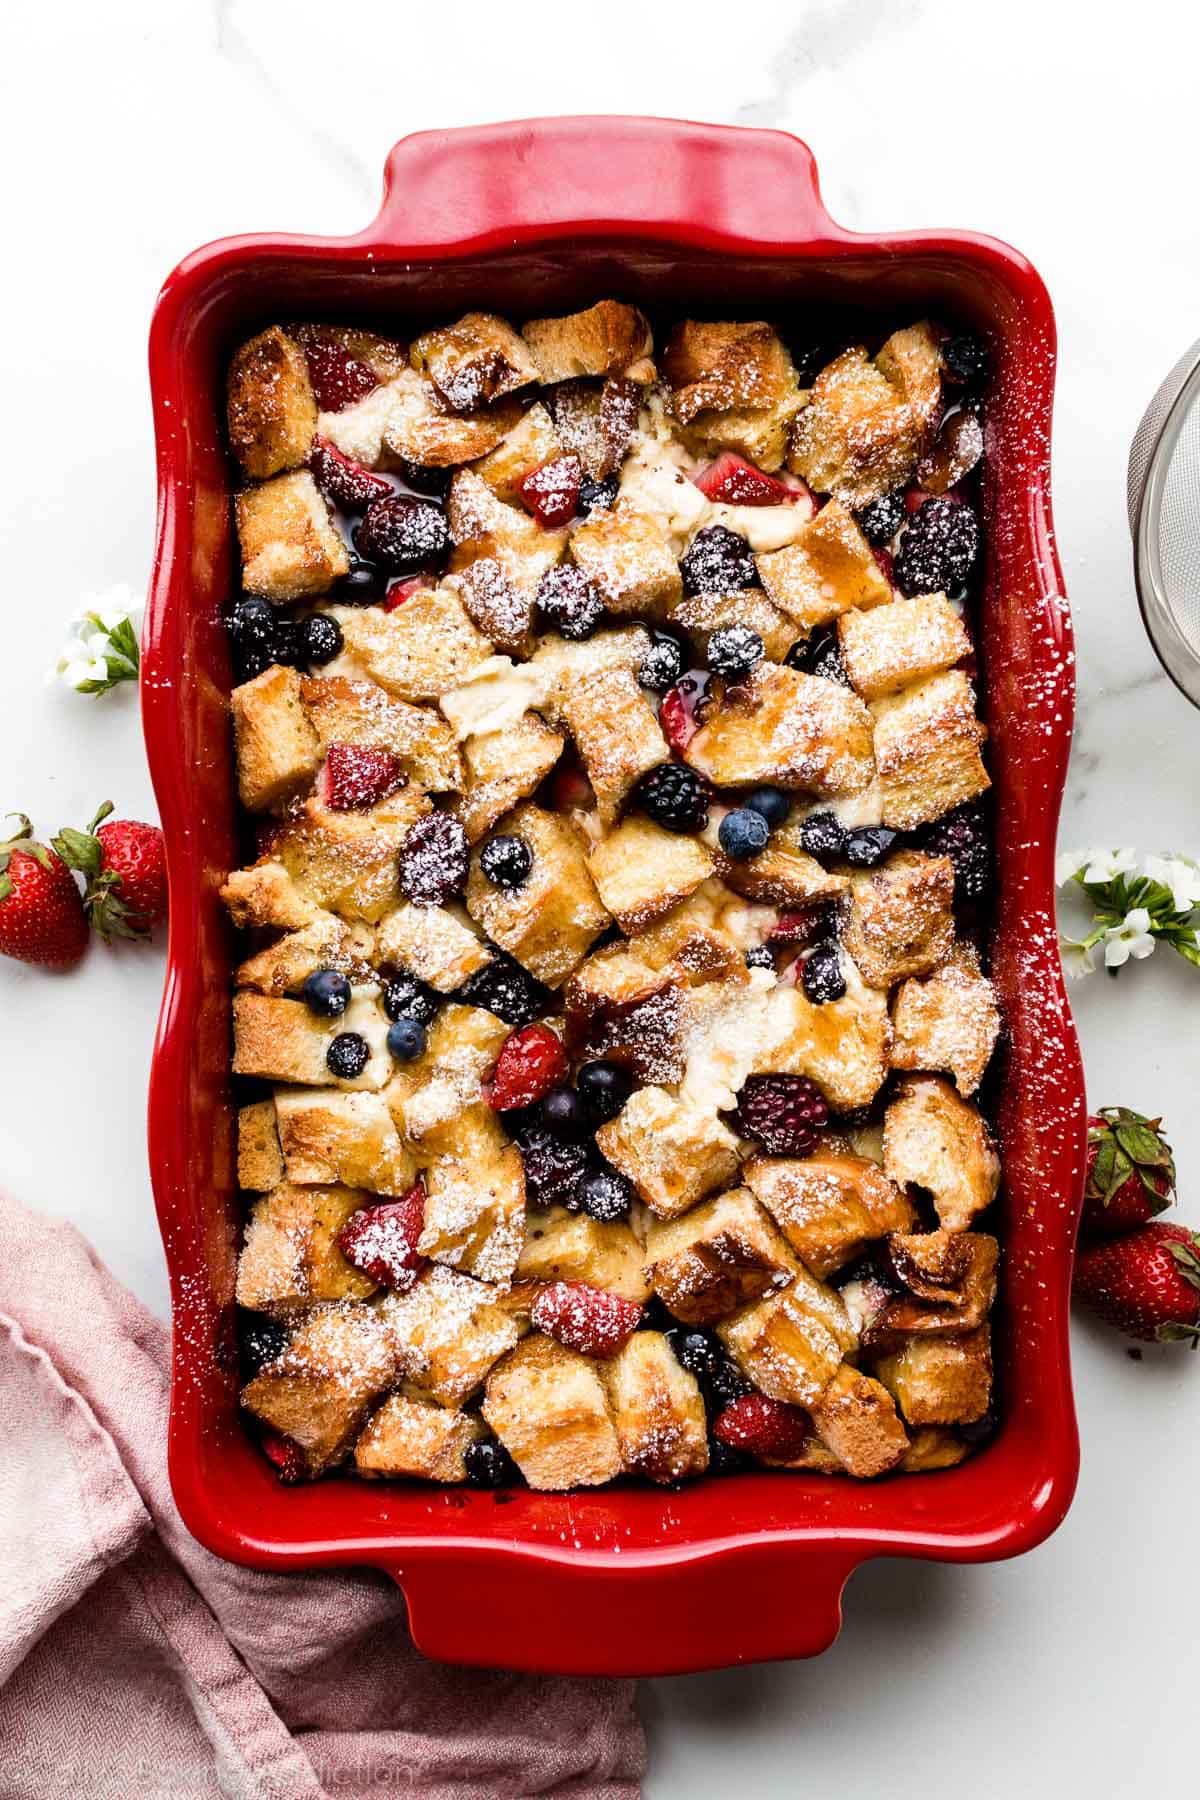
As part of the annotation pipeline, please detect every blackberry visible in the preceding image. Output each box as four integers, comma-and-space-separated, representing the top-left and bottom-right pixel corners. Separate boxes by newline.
744, 945, 776, 971
667, 1328, 721, 1381
300, 613, 343, 666
335, 559, 389, 603
705, 1354, 752, 1410
535, 564, 604, 641
464, 1437, 521, 1488
386, 1016, 427, 1062
916, 800, 991, 901
633, 762, 710, 834
381, 970, 440, 1026
718, 808, 769, 861
479, 834, 533, 889
744, 786, 790, 829
516, 1125, 590, 1208
395, 457, 452, 498
638, 630, 686, 693
460, 952, 551, 1026
734, 1073, 829, 1156
894, 497, 979, 597
801, 941, 846, 1005
397, 812, 469, 905
855, 490, 905, 547
680, 524, 756, 596
578, 472, 620, 514
237, 1311, 289, 1377
269, 615, 305, 670
354, 495, 449, 574
785, 627, 850, 686
799, 810, 848, 862
577, 1167, 637, 1222
942, 334, 990, 390
540, 1088, 586, 1136
707, 624, 764, 679
576, 1059, 632, 1124
326, 1032, 370, 1079
844, 826, 898, 868
302, 968, 352, 1017
707, 1436, 752, 1476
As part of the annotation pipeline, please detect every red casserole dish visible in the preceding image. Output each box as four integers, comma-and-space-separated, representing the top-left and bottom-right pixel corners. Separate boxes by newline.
144, 116, 1085, 1676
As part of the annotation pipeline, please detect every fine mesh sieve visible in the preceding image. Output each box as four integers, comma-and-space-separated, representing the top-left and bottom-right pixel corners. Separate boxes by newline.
1128, 337, 1200, 706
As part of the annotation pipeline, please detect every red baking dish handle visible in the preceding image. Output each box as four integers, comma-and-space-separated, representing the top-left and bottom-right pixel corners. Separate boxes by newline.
362, 116, 852, 252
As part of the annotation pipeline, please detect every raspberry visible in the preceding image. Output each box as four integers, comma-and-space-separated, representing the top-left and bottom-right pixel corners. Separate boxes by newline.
320, 743, 403, 811
535, 564, 604, 641
915, 800, 991, 901
490, 1023, 569, 1111
460, 952, 551, 1026
521, 454, 583, 529
855, 490, 904, 547
354, 495, 449, 575
515, 1125, 590, 1208
894, 496, 979, 596
712, 1393, 810, 1460
397, 813, 469, 906
680, 524, 756, 596
734, 1074, 828, 1155
307, 437, 392, 511
298, 333, 380, 412
531, 1281, 643, 1358
633, 762, 710, 834
707, 625, 764, 679
784, 627, 850, 686
337, 1186, 426, 1289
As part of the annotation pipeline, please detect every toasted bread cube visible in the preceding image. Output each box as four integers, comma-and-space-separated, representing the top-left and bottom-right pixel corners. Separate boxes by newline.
354, 1394, 485, 1481
469, 402, 563, 500
561, 666, 669, 824
273, 1088, 416, 1195
418, 1103, 526, 1286
227, 326, 317, 478
363, 368, 524, 468
569, 504, 682, 619
596, 1086, 740, 1221
874, 1325, 992, 1427
755, 501, 892, 633
743, 1153, 916, 1280
838, 594, 970, 701
843, 850, 955, 990
548, 376, 641, 479
602, 1332, 708, 1484
377, 1266, 521, 1409
375, 901, 492, 993
384, 1003, 508, 1146
787, 326, 942, 508
646, 1187, 797, 1324
756, 979, 891, 1111
664, 321, 802, 471
293, 321, 408, 384
241, 1302, 397, 1475
411, 311, 539, 412
235, 1185, 377, 1314
482, 1334, 622, 1490
448, 468, 567, 568
236, 470, 350, 602
454, 560, 536, 658
274, 787, 430, 923
872, 670, 990, 830
451, 710, 565, 842
530, 625, 652, 726
718, 1267, 857, 1407
714, 825, 847, 908
232, 991, 391, 1091
587, 816, 714, 932
220, 862, 324, 932
630, 893, 746, 982
517, 1207, 651, 1302
890, 946, 1002, 1095
335, 586, 492, 704
865, 1231, 1000, 1348
883, 1075, 1001, 1231
668, 586, 795, 663
301, 675, 463, 792
808, 1365, 909, 1477
231, 665, 323, 813
684, 662, 875, 797
522, 301, 652, 383
465, 803, 609, 987
564, 951, 688, 1083
236, 915, 375, 997
901, 1426, 971, 1472
238, 1100, 284, 1192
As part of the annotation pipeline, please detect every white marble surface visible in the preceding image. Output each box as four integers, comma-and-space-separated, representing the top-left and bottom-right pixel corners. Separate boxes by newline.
3, 1, 1198, 1792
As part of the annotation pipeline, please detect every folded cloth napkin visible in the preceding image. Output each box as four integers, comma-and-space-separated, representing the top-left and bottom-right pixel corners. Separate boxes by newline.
0, 1193, 645, 1799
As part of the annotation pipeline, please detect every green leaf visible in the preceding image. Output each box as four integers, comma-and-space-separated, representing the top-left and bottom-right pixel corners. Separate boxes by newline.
1114, 1121, 1174, 1168
50, 826, 101, 878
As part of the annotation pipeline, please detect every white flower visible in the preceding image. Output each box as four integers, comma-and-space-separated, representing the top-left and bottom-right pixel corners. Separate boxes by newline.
1102, 908, 1156, 967
1056, 848, 1087, 886
1145, 854, 1200, 915
1055, 846, 1135, 886
51, 586, 141, 694
1060, 938, 1096, 979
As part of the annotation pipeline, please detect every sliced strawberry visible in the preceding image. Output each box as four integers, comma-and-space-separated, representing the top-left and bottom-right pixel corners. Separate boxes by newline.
308, 437, 392, 511
769, 904, 834, 946
872, 546, 895, 585
300, 333, 380, 413
692, 452, 793, 506
520, 454, 583, 529
490, 1022, 568, 1111
260, 1430, 307, 1484
320, 743, 404, 811
255, 819, 284, 858
531, 1280, 642, 1358
549, 760, 595, 813
659, 673, 712, 755
383, 573, 436, 611
712, 1393, 809, 1460
337, 1186, 426, 1290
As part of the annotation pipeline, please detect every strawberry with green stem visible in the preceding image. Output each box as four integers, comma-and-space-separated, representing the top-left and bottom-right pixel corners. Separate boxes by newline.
1081, 1108, 1176, 1235
0, 816, 89, 968
1074, 1223, 1200, 1346
54, 802, 166, 941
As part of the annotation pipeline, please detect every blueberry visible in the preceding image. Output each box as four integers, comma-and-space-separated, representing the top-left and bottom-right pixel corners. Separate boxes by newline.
669, 1329, 720, 1380
479, 834, 533, 889
237, 1311, 289, 1377
576, 1059, 632, 1124
269, 615, 305, 669
541, 1088, 585, 1136
707, 1436, 752, 1476
634, 763, 710, 834
354, 495, 449, 575
229, 595, 278, 677
395, 457, 452, 498
705, 1355, 752, 1409
326, 1032, 369, 1079
680, 524, 756, 596
798, 810, 848, 862
707, 625, 764, 679
801, 941, 846, 1005
744, 945, 776, 971
535, 565, 604, 641
785, 627, 850, 686
844, 826, 898, 868
577, 1167, 636, 1222
335, 559, 389, 603
942, 334, 990, 390
300, 613, 343, 666
578, 472, 620, 514
464, 1438, 521, 1488
744, 786, 790, 829
386, 1016, 427, 1062
638, 630, 686, 694
381, 970, 440, 1026
718, 807, 770, 861
855, 490, 905, 547
302, 968, 352, 1017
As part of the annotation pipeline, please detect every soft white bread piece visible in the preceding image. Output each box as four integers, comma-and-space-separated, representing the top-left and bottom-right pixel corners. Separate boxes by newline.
334, 586, 493, 704
469, 402, 562, 501
890, 945, 1001, 1096
842, 850, 956, 990
787, 324, 943, 507
273, 1088, 417, 1195
561, 666, 669, 825
683, 662, 876, 797
235, 1184, 377, 1315
718, 1266, 857, 1408
384, 1004, 508, 1147
417, 1103, 526, 1286
587, 815, 714, 932
447, 471, 567, 630
871, 670, 990, 830
227, 326, 317, 478
237, 1100, 284, 1192
808, 1364, 909, 1477
663, 320, 802, 471
232, 991, 391, 1091
569, 504, 683, 619
755, 500, 892, 633
838, 593, 971, 701
271, 786, 431, 923
517, 1207, 651, 1303
236, 470, 350, 602
529, 624, 652, 727
240, 1301, 398, 1475
450, 710, 565, 843
354, 1394, 485, 1481
231, 665, 323, 813
646, 1186, 797, 1324
372, 369, 525, 468
465, 803, 610, 987
375, 901, 492, 993
596, 1085, 741, 1220
754, 978, 892, 1112
602, 1331, 708, 1484
522, 301, 652, 383
410, 311, 540, 413
873, 1324, 992, 1427
235, 915, 375, 998
377, 1266, 522, 1409
301, 675, 464, 792
481, 1334, 623, 1491
883, 1074, 1001, 1232
743, 1153, 916, 1280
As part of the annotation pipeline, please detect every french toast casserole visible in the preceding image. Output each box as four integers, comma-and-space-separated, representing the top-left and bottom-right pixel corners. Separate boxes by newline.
221, 302, 1002, 1492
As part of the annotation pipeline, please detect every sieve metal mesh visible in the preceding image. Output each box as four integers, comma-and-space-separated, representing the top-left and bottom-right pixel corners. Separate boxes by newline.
1128, 337, 1200, 703
1127, 338, 1200, 531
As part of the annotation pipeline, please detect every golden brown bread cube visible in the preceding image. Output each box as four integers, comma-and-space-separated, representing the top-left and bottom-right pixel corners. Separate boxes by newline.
450, 711, 565, 842
335, 586, 493, 704
418, 1103, 526, 1286
273, 1088, 417, 1195
883, 1075, 1001, 1231
517, 1207, 651, 1303
602, 1332, 708, 1484
548, 376, 641, 480
668, 586, 795, 663
629, 892, 747, 982
522, 301, 653, 383
465, 803, 610, 987
354, 1395, 485, 1481
873, 1325, 992, 1427
838, 594, 971, 701
563, 949, 688, 1082
683, 662, 876, 797
755, 979, 891, 1112
561, 666, 669, 825
237, 1100, 284, 1192
713, 824, 848, 908
871, 670, 990, 830
236, 470, 350, 602
454, 560, 536, 658
864, 1230, 1000, 1347
529, 624, 652, 726
231, 665, 323, 813
587, 816, 714, 932
469, 402, 562, 500
232, 991, 391, 1090
410, 311, 539, 412
890, 946, 1002, 1095
235, 915, 375, 998
273, 786, 431, 924
220, 862, 324, 932
569, 504, 683, 619
240, 1302, 398, 1475
808, 1365, 909, 1477
743, 1153, 916, 1280
787, 324, 943, 508
663, 320, 802, 471
227, 326, 317, 478
301, 674, 464, 792
235, 1185, 378, 1315
646, 1187, 797, 1324
384, 1003, 508, 1146
754, 500, 892, 633
375, 901, 492, 993
842, 850, 955, 990
377, 1266, 522, 1409
481, 1334, 623, 1491
447, 472, 567, 622
370, 369, 525, 469
596, 1086, 741, 1220
900, 1426, 971, 1472
718, 1267, 858, 1408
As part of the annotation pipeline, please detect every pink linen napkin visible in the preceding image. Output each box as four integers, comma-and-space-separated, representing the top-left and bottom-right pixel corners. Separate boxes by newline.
0, 1192, 645, 1798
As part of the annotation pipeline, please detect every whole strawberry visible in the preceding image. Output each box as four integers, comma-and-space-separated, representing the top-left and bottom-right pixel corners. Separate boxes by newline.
0, 815, 89, 968
54, 802, 167, 940
1074, 1222, 1200, 1344
1082, 1107, 1175, 1235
